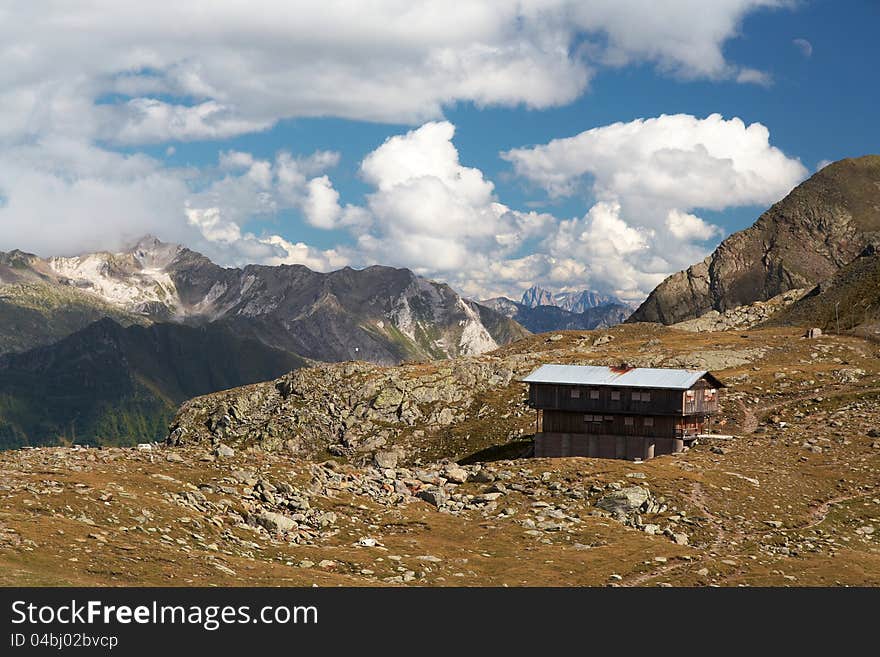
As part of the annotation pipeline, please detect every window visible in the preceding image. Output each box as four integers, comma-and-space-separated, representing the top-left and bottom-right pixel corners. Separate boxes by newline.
644, 417, 654, 427
570, 388, 580, 399
584, 414, 593, 422
642, 391, 651, 402
631, 391, 641, 401
610, 390, 620, 401
624, 417, 634, 426
590, 389, 600, 400
686, 390, 695, 398
604, 415, 613, 422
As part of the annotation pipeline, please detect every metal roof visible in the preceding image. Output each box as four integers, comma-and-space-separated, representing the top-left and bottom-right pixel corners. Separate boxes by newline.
521, 364, 721, 390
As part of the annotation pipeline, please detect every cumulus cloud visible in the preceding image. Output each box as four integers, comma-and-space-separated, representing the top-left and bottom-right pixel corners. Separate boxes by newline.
665, 209, 724, 241
502, 113, 806, 208
499, 113, 806, 298
0, 1, 786, 144
0, 139, 193, 257
351, 122, 553, 288
0, 137, 348, 271
185, 206, 347, 270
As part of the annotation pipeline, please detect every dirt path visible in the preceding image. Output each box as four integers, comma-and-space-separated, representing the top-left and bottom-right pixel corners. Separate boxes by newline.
790, 490, 879, 533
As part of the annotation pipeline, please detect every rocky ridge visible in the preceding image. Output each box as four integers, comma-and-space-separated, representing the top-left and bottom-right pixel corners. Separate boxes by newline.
630, 156, 880, 325
1, 236, 528, 364
670, 288, 809, 333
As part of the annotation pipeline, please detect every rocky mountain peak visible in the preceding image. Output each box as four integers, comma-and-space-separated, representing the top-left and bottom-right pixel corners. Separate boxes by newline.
520, 285, 555, 307
127, 235, 183, 270
629, 155, 880, 325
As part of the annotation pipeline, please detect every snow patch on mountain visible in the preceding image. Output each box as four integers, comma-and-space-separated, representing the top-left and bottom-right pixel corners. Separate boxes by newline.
48, 253, 183, 316
458, 299, 498, 355
390, 294, 418, 343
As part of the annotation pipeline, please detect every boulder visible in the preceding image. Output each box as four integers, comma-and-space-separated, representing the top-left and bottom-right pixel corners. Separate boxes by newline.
443, 467, 469, 484
373, 449, 401, 469
596, 486, 650, 516
416, 488, 448, 508
255, 511, 296, 533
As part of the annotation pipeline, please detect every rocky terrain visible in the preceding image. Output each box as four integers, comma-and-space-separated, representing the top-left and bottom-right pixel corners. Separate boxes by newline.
1, 322, 878, 587
671, 288, 809, 332
768, 242, 880, 338
630, 156, 880, 325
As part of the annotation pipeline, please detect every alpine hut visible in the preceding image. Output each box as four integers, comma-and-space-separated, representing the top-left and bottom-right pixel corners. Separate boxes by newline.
522, 363, 724, 460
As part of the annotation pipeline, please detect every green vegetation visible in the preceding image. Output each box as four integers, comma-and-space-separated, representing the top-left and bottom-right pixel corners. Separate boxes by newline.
0, 319, 305, 448
0, 282, 143, 354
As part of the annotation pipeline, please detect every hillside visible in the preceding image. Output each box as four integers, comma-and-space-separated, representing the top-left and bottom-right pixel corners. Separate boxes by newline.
0, 319, 304, 448
767, 242, 880, 336
0, 251, 145, 354
630, 156, 880, 324
2, 322, 879, 586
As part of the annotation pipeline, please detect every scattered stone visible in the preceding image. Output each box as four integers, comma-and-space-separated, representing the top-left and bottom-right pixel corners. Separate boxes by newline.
416, 489, 447, 508
215, 444, 235, 458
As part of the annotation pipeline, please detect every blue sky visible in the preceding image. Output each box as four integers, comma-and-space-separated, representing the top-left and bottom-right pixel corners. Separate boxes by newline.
1, 1, 878, 301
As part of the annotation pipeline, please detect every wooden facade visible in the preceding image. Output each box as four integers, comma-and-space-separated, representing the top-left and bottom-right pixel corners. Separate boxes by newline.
524, 365, 723, 461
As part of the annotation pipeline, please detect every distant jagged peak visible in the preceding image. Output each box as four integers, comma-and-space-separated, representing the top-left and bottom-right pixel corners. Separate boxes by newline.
126, 235, 183, 270
519, 284, 623, 311
520, 285, 555, 308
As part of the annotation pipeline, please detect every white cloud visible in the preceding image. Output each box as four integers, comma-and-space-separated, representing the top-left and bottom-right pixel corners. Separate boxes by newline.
185, 206, 348, 270
499, 113, 806, 299
351, 122, 553, 285
0, 1, 787, 144
0, 139, 193, 257
736, 67, 773, 86
665, 209, 723, 241
303, 176, 343, 229
0, 137, 347, 272
502, 113, 807, 209
816, 159, 832, 171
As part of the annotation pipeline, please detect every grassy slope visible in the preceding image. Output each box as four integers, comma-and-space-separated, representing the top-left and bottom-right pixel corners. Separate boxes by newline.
767, 247, 880, 331
0, 281, 145, 354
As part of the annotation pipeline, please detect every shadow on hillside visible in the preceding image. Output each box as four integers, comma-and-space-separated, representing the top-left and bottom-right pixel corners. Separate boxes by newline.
458, 438, 534, 465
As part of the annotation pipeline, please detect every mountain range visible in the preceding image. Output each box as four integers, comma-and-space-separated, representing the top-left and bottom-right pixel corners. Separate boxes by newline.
0, 238, 529, 446
480, 295, 632, 333
519, 286, 628, 313
480, 285, 634, 333
1, 236, 527, 362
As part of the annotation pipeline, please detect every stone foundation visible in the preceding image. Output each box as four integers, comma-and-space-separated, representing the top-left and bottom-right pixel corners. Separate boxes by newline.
533, 432, 684, 460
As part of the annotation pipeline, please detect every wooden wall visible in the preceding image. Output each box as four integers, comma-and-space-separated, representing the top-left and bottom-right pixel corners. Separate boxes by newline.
542, 411, 704, 438
528, 382, 719, 416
